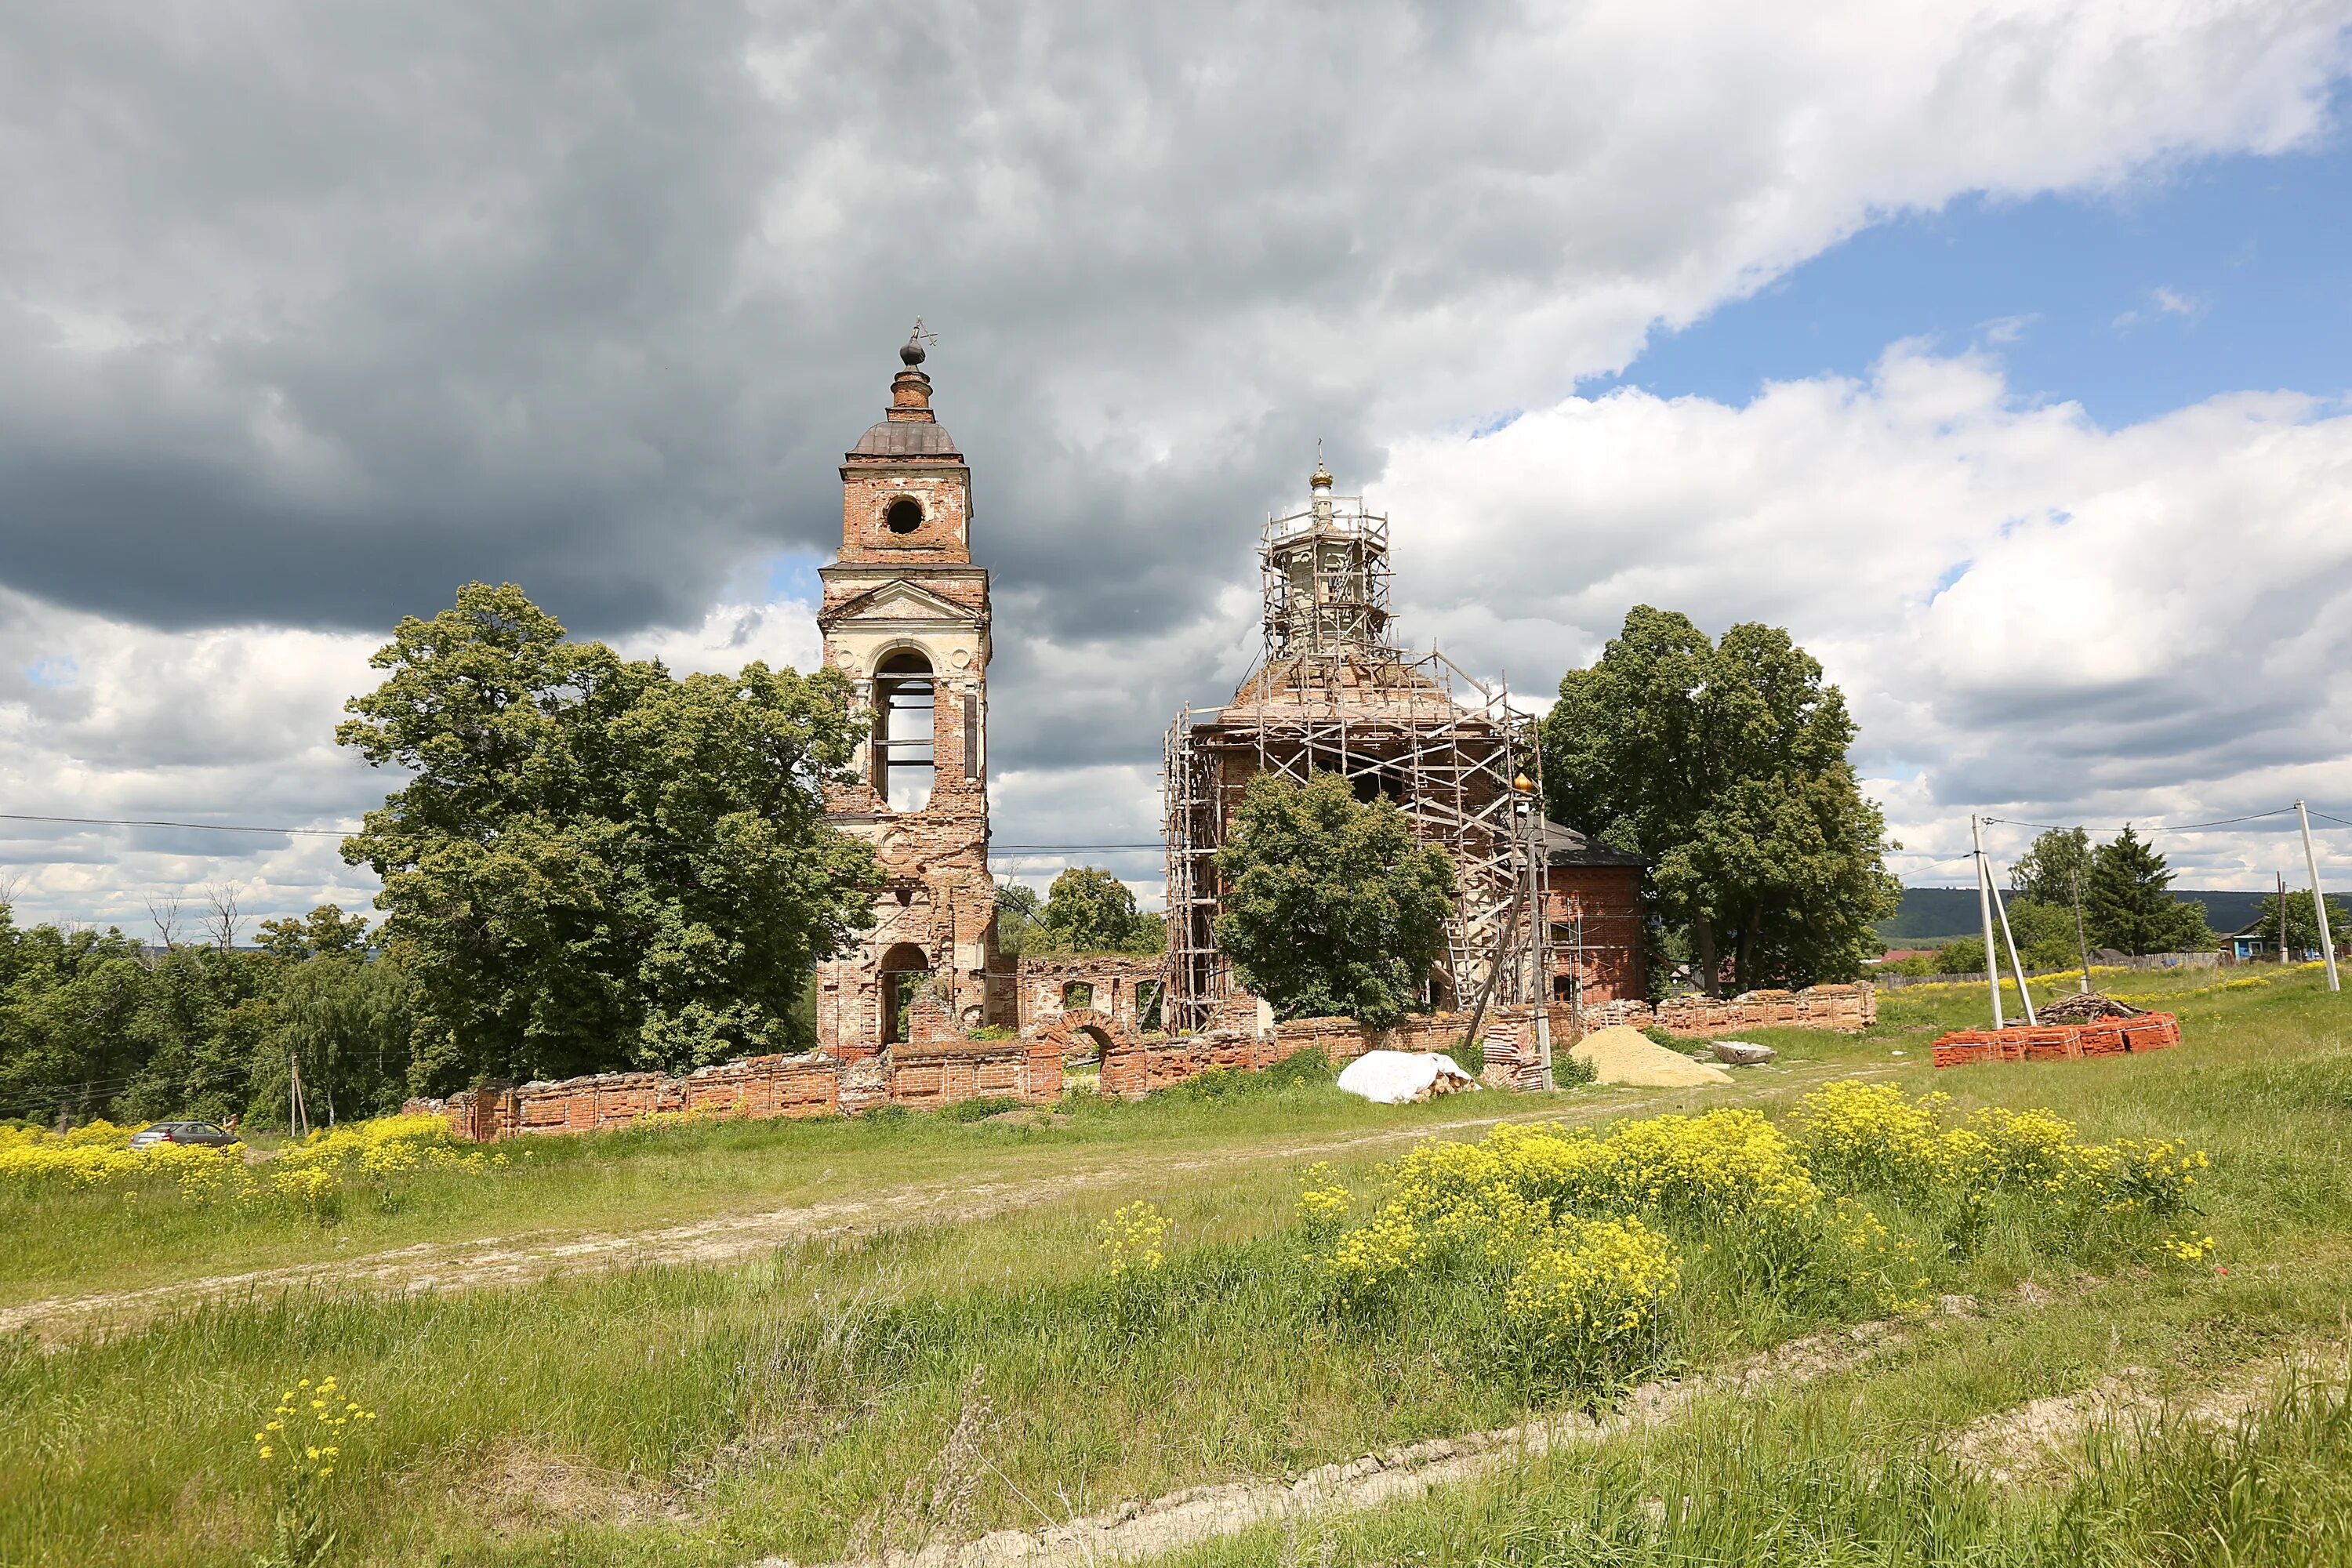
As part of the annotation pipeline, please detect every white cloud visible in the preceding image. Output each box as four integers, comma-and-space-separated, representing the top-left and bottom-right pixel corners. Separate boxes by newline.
1367, 344, 2352, 890
5, 2, 2352, 919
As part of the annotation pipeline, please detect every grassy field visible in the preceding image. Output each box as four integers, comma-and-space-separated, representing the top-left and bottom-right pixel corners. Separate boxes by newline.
4, 966, 2349, 1567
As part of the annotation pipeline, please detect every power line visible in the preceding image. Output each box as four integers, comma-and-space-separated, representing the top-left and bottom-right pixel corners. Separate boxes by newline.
0, 812, 353, 837
1, 810, 1166, 863
1980, 808, 2301, 834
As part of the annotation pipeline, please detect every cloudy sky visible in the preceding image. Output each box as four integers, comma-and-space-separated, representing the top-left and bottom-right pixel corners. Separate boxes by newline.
3, 0, 2351, 931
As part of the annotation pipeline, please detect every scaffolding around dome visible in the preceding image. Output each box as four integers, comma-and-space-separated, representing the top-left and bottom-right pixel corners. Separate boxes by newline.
1161, 466, 1554, 1038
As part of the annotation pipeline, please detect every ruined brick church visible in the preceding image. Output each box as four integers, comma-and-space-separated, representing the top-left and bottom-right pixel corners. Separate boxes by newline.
811, 333, 1647, 1065
412, 342, 1887, 1141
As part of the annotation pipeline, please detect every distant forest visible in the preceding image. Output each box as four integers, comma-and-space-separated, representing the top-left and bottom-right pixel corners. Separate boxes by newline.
1877, 887, 2317, 945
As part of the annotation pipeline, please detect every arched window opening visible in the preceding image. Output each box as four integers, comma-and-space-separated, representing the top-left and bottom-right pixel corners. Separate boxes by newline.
874, 650, 935, 811
884, 496, 924, 534
1350, 768, 1405, 805
1061, 980, 1094, 1012
879, 942, 930, 1044
1136, 979, 1164, 1033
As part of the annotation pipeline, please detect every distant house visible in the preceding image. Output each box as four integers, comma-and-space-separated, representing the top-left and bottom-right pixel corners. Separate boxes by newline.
1869, 949, 1936, 966
2219, 919, 2318, 964
2220, 920, 2269, 963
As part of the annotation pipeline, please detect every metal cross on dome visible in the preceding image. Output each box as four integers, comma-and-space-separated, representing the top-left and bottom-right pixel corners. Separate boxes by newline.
906, 318, 938, 354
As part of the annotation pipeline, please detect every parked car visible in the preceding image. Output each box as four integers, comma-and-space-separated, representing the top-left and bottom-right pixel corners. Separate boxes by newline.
128, 1120, 241, 1150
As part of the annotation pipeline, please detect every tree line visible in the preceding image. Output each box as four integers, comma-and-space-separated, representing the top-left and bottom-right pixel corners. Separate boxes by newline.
1909, 825, 2343, 975
0, 901, 415, 1130
3, 584, 2073, 1120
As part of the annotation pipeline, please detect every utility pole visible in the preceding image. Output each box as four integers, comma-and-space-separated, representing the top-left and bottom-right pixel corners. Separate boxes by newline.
1987, 856, 2038, 1026
1972, 815, 2004, 1028
289, 1054, 310, 1138
2279, 869, 2290, 967
2296, 800, 2340, 993
2070, 862, 2092, 995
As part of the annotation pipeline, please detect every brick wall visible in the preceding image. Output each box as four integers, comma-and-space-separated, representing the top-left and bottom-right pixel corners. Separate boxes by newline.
1014, 955, 1167, 1034
410, 1051, 843, 1141
888, 1037, 1063, 1108
1095, 1008, 1503, 1099
1584, 983, 1875, 1036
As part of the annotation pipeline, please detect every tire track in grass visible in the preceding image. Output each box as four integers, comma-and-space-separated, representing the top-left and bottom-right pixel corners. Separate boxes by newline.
2, 1058, 1882, 1344
757, 1302, 1958, 1568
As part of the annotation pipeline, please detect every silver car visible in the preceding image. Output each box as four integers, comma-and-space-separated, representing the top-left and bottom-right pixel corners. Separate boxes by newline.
127, 1120, 241, 1149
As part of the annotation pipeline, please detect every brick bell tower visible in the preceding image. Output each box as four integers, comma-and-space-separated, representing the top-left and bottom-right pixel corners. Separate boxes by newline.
815, 328, 1004, 1058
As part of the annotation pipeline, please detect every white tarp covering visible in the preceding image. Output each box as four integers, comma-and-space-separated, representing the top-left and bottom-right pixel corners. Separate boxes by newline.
1336, 1050, 1479, 1105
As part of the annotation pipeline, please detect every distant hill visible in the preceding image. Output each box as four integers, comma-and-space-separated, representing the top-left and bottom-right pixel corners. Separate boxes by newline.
1876, 887, 2304, 944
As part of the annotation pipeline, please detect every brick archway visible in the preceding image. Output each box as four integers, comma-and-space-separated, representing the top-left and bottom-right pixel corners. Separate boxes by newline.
1031, 1008, 1133, 1066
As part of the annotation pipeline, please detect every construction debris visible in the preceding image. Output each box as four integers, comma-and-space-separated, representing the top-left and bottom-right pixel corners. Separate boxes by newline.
1710, 1040, 1776, 1066
2034, 991, 2148, 1023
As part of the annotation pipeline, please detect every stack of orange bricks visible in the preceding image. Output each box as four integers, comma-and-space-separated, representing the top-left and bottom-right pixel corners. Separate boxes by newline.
1931, 1013, 2180, 1069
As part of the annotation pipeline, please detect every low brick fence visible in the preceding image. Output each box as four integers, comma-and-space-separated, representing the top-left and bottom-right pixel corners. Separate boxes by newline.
887, 1037, 1062, 1109
1931, 1012, 2180, 1069
412, 1051, 842, 1141
1096, 1007, 1537, 1100
1584, 983, 1875, 1036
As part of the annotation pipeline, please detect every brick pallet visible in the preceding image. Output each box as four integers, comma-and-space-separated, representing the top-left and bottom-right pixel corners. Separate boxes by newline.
1931, 1013, 2179, 1069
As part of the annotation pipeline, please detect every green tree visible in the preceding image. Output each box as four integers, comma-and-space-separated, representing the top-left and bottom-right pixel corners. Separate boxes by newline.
1541, 607, 1900, 994
2010, 827, 2092, 907
2252, 889, 2349, 958
1035, 867, 1148, 953
257, 948, 419, 1123
337, 583, 881, 1091
993, 882, 1043, 956
1211, 771, 1456, 1028
0, 924, 150, 1127
2083, 827, 2212, 956
256, 904, 373, 960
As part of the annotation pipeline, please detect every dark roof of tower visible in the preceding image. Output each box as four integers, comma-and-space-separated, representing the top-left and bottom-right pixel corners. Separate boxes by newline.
1541, 819, 1647, 869
850, 419, 961, 458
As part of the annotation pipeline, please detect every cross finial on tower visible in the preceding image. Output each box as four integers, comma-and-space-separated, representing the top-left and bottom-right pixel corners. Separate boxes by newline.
900, 318, 938, 366
1309, 438, 1333, 491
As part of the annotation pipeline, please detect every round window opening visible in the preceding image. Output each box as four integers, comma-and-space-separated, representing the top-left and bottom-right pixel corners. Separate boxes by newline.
884, 496, 924, 534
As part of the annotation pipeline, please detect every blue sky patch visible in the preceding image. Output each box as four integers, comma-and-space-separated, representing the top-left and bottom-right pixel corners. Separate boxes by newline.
1607, 130, 2352, 425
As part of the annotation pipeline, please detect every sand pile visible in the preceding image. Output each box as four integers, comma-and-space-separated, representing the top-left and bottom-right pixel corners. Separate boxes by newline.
1571, 1025, 1733, 1087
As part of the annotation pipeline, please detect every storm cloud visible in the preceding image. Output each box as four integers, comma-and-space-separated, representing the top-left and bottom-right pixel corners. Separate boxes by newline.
2, 0, 2348, 924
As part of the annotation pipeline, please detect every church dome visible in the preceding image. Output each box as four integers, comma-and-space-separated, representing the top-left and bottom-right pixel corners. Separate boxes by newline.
851, 419, 961, 458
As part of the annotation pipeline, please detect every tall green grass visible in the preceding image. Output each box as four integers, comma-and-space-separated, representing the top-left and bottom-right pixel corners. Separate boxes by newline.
5, 972, 2349, 1566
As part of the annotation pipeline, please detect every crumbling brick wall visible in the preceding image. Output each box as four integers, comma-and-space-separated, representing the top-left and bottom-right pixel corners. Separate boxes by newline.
1584, 983, 1876, 1036
408, 1051, 843, 1140
1095, 1008, 1501, 1099
1014, 955, 1167, 1034
887, 1037, 1063, 1108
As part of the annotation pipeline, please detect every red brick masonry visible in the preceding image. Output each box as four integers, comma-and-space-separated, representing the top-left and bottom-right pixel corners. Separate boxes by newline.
1583, 983, 1877, 1036
1930, 1013, 2180, 1069
409, 1037, 1056, 1142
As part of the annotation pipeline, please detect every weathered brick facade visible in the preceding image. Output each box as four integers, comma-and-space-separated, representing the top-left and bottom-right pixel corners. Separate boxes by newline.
1581, 982, 1877, 1036
814, 338, 1010, 1059
1014, 954, 1168, 1035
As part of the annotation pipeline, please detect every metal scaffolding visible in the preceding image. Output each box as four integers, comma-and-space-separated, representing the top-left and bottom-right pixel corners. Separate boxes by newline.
1162, 465, 1548, 1036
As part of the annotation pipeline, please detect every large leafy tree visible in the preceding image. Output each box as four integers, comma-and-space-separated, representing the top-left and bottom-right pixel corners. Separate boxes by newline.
1032, 867, 1161, 954
338, 583, 881, 1091
2010, 827, 2092, 907
2082, 827, 2212, 956
1541, 607, 1900, 994
1212, 771, 1457, 1027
